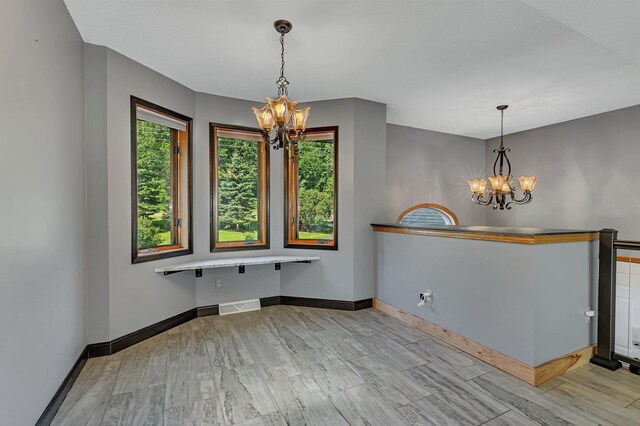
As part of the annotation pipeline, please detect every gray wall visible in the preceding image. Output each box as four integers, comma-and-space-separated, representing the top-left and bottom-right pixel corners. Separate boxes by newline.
84, 44, 110, 343
485, 105, 640, 238
353, 99, 387, 300
0, 1, 86, 424
106, 48, 197, 340
280, 98, 387, 301
84, 46, 197, 341
84, 47, 388, 339
280, 99, 357, 301
386, 124, 486, 225
375, 232, 595, 366
193, 91, 282, 307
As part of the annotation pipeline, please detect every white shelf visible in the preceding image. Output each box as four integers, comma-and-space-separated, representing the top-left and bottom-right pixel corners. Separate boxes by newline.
155, 255, 320, 276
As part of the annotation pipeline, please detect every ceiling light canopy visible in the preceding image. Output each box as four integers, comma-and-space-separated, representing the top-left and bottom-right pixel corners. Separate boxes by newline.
252, 20, 310, 153
467, 105, 537, 210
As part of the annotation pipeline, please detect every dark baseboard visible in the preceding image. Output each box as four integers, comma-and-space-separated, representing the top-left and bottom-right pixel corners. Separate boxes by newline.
260, 295, 282, 307
111, 308, 197, 353
36, 347, 88, 426
196, 296, 283, 317
85, 297, 372, 357
354, 298, 374, 310
39, 296, 373, 424
87, 308, 197, 357
280, 296, 373, 311
87, 341, 111, 358
196, 304, 219, 317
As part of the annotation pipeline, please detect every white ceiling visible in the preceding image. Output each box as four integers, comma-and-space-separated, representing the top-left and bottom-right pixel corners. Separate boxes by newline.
64, 0, 640, 139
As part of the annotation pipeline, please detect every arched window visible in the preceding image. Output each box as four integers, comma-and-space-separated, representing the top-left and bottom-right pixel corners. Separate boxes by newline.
397, 203, 458, 226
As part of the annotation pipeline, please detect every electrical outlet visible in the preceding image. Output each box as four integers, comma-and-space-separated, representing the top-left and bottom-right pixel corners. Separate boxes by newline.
418, 290, 433, 306
585, 308, 595, 323
215, 278, 223, 289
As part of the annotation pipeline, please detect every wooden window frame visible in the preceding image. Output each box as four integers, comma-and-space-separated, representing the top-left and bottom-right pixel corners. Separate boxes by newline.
284, 126, 338, 250
210, 123, 270, 252
131, 96, 193, 264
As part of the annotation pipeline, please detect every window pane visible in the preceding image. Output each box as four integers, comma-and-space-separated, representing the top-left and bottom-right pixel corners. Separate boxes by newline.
136, 120, 174, 250
297, 139, 335, 241
400, 208, 453, 226
217, 137, 260, 243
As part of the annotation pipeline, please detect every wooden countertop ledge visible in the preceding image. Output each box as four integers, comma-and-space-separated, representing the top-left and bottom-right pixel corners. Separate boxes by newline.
371, 224, 598, 245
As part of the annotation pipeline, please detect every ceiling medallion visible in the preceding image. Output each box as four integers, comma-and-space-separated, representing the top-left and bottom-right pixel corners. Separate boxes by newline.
467, 105, 537, 210
252, 20, 309, 153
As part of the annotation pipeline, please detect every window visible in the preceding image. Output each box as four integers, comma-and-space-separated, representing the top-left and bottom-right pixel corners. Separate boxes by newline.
285, 126, 338, 249
397, 203, 458, 226
131, 97, 192, 263
210, 124, 269, 252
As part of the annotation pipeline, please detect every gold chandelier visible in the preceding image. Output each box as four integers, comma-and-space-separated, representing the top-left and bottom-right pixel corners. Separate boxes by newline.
252, 20, 309, 152
467, 105, 537, 210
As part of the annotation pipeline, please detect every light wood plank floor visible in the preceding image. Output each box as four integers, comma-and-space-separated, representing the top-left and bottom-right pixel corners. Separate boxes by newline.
53, 305, 640, 425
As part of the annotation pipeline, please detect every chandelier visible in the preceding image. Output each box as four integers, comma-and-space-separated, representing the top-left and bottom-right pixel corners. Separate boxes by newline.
252, 20, 309, 152
467, 105, 537, 210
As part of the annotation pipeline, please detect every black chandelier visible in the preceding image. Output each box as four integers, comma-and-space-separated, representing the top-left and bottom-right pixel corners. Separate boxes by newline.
251, 20, 309, 152
467, 105, 537, 210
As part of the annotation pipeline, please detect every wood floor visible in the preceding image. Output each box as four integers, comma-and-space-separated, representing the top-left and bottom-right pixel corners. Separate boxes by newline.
53, 305, 640, 425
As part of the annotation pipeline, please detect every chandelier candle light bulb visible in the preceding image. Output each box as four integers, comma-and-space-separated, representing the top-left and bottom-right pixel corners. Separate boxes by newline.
467, 178, 487, 195
518, 175, 538, 193
467, 105, 537, 210
251, 105, 275, 131
252, 20, 310, 152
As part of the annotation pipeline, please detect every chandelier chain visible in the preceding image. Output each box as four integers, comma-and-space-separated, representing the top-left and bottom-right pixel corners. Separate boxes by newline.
280, 32, 286, 80
277, 32, 289, 97
500, 109, 504, 148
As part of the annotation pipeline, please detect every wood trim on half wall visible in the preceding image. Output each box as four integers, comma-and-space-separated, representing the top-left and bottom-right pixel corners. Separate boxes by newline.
372, 225, 598, 245
372, 298, 593, 386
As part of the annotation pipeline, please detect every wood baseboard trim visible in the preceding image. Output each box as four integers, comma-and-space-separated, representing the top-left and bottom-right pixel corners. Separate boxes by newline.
87, 308, 197, 357
110, 308, 197, 353
86, 342, 111, 358
354, 298, 374, 310
534, 344, 595, 385
36, 347, 88, 426
197, 296, 372, 316
260, 295, 282, 307
196, 305, 219, 317
372, 298, 593, 386
280, 296, 372, 311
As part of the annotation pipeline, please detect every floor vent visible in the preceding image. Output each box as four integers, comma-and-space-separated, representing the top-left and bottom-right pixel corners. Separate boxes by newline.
219, 299, 261, 316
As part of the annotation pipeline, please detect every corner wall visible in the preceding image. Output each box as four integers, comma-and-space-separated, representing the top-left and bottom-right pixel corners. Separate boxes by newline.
485, 105, 640, 238
0, 1, 86, 424
193, 92, 282, 306
84, 47, 389, 339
